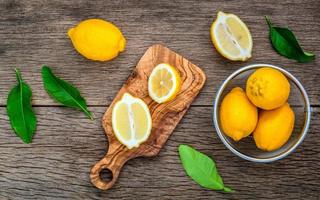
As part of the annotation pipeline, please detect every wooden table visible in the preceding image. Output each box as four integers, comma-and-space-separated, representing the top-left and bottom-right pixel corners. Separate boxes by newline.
0, 0, 319, 199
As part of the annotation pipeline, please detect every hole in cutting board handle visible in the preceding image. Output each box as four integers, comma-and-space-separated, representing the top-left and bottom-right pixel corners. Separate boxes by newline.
100, 168, 113, 183
90, 158, 119, 190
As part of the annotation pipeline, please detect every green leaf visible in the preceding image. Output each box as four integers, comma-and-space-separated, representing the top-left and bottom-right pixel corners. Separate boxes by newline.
178, 144, 233, 192
6, 69, 37, 143
265, 16, 315, 63
41, 65, 93, 120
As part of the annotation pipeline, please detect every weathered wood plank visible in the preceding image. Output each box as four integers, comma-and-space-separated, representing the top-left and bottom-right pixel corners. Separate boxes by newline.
0, 0, 319, 199
0, 106, 319, 199
0, 0, 319, 106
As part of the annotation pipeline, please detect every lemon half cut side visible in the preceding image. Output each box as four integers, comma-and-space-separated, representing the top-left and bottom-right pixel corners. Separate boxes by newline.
112, 93, 152, 149
210, 11, 253, 61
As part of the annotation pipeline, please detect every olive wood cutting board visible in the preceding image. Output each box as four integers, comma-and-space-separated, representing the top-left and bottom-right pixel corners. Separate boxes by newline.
90, 44, 206, 190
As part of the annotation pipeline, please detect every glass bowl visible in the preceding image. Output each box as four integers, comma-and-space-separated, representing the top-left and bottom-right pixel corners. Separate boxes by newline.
213, 64, 311, 162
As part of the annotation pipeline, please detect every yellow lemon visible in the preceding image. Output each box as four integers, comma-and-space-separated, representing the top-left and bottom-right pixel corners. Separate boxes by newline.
68, 19, 126, 61
148, 63, 181, 103
246, 67, 290, 110
220, 87, 258, 141
210, 11, 253, 61
254, 103, 295, 151
112, 93, 152, 149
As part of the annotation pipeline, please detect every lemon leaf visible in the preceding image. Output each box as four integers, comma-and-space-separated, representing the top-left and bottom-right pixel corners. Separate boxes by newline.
178, 145, 233, 192
266, 16, 315, 63
41, 66, 93, 120
7, 69, 37, 143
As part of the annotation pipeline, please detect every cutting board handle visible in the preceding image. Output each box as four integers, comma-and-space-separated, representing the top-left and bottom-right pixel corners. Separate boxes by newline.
90, 149, 128, 190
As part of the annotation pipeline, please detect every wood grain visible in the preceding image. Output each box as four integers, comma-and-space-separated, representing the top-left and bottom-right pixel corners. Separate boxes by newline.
90, 44, 205, 190
0, 107, 319, 199
0, 0, 319, 199
0, 0, 319, 106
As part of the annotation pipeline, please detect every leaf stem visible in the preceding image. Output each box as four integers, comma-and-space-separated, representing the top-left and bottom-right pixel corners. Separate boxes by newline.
87, 111, 94, 120
14, 68, 23, 84
265, 16, 272, 29
223, 187, 234, 193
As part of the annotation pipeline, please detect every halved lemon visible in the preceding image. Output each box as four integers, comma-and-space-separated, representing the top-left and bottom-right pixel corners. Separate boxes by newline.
112, 93, 152, 149
210, 11, 253, 61
148, 63, 181, 103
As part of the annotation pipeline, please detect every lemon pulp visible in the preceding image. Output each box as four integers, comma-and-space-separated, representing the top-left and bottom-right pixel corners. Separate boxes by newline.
148, 63, 181, 103
112, 93, 152, 149
210, 11, 252, 61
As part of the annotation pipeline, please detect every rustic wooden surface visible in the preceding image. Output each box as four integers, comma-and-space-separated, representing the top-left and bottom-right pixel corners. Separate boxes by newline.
91, 44, 205, 190
0, 0, 319, 199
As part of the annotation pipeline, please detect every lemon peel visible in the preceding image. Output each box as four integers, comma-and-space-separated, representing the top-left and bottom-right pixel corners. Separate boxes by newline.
68, 19, 126, 61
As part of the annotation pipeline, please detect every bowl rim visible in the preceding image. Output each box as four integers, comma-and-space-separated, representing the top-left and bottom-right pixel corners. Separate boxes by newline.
213, 63, 311, 163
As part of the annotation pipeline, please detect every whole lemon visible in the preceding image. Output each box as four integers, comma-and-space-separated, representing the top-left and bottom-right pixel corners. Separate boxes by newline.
254, 103, 295, 151
68, 19, 126, 61
220, 87, 258, 141
246, 67, 290, 110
